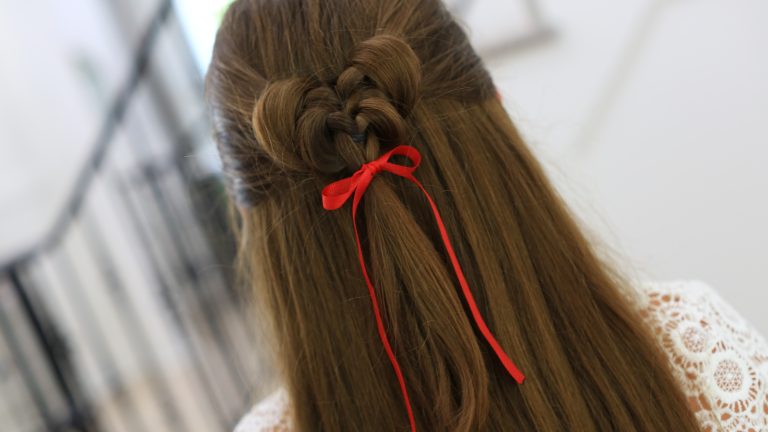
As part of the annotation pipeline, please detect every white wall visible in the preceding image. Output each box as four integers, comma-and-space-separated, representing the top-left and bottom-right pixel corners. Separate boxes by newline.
490, 0, 768, 332
0, 0, 127, 263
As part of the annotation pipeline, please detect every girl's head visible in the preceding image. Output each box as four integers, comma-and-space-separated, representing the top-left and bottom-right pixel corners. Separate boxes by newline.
207, 0, 700, 430
208, 0, 494, 206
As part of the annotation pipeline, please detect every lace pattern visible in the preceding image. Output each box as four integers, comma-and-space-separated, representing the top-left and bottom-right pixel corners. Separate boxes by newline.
633, 280, 768, 431
234, 388, 292, 432
234, 280, 768, 431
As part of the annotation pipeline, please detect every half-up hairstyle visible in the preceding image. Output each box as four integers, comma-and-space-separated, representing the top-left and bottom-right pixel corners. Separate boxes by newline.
206, 0, 701, 430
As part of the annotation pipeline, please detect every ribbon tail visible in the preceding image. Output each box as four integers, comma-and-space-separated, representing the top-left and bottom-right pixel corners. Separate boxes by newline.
350, 198, 418, 432
323, 173, 363, 210
408, 175, 525, 384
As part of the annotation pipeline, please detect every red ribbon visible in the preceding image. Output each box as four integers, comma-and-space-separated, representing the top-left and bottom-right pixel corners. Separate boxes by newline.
322, 145, 525, 431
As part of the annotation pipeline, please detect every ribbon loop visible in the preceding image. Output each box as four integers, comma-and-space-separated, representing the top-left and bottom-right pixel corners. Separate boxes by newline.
321, 145, 524, 432
322, 145, 421, 210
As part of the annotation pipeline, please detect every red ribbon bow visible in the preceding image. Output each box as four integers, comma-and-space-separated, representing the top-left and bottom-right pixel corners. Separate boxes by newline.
322, 145, 525, 431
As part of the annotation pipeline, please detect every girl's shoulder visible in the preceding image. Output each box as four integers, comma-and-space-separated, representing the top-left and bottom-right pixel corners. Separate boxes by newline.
632, 279, 768, 431
234, 387, 291, 432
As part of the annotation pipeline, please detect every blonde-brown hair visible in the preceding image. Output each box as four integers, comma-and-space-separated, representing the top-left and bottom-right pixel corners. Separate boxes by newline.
206, 0, 700, 430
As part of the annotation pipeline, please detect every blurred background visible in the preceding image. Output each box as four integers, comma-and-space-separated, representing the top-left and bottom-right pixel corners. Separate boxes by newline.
0, 0, 765, 431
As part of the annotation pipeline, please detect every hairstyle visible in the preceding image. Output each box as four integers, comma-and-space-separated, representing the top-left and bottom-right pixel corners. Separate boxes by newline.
206, 0, 701, 430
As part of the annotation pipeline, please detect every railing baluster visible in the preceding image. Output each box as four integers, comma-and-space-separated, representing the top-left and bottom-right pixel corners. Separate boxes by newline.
113, 174, 231, 429
50, 228, 151, 432
79, 206, 190, 431
2, 268, 97, 431
143, 165, 251, 400
0, 272, 55, 431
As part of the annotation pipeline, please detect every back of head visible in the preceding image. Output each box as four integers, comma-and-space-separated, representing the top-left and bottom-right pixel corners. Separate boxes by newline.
207, 0, 701, 430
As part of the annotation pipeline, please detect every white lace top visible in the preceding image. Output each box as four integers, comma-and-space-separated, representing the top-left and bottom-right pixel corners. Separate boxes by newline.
234, 280, 768, 431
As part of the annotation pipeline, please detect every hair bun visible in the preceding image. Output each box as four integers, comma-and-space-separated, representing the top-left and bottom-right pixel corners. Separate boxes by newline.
252, 34, 422, 174
344, 34, 422, 117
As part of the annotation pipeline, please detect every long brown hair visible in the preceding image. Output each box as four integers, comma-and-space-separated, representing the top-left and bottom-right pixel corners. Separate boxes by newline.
206, 0, 700, 430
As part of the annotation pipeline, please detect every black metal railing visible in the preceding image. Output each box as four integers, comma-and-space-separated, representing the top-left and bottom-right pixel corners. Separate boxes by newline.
0, 1, 259, 431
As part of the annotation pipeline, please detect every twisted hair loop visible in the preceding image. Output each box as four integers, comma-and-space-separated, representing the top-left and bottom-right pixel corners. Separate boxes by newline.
252, 34, 422, 175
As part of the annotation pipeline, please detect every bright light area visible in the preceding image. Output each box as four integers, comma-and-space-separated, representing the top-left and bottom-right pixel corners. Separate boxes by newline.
173, 0, 234, 71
